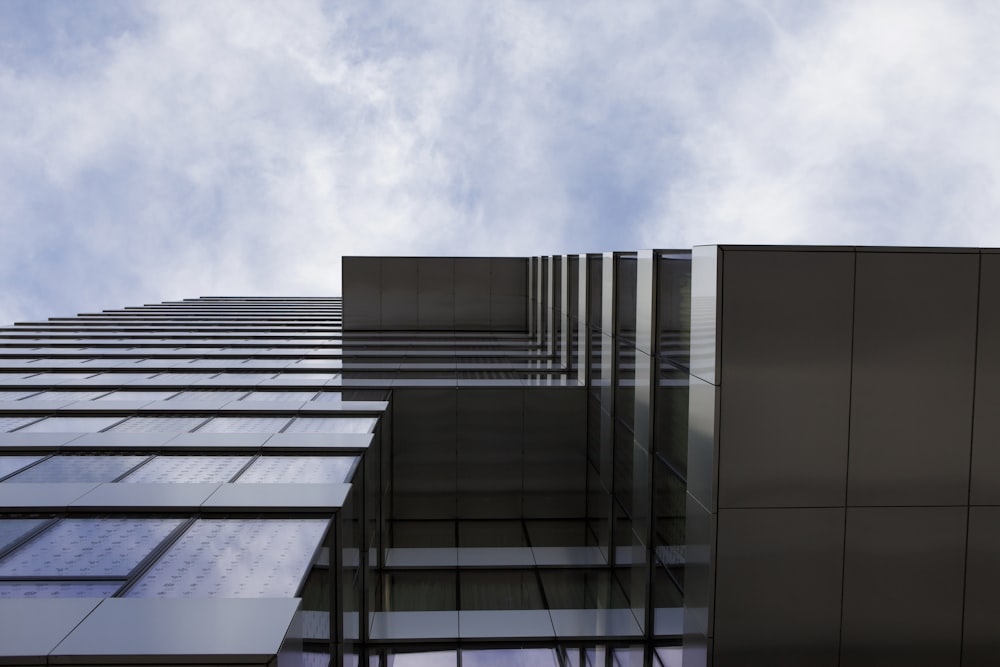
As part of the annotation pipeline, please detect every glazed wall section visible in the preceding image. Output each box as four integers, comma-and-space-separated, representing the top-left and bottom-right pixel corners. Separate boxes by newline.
685, 247, 1000, 667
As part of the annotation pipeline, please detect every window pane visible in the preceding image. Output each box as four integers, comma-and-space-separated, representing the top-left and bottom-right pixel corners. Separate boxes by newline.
283, 417, 376, 434
0, 518, 49, 552
17, 416, 122, 432
109, 416, 206, 433
27, 391, 112, 401
169, 391, 248, 401
122, 456, 251, 483
235, 456, 357, 483
126, 518, 327, 598
0, 456, 43, 479
0, 417, 40, 432
241, 391, 316, 401
94, 391, 178, 401
4, 455, 147, 483
195, 417, 291, 433
0, 582, 122, 599
0, 518, 184, 577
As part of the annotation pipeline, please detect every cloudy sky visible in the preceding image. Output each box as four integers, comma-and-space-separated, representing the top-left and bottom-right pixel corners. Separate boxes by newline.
2, 0, 999, 324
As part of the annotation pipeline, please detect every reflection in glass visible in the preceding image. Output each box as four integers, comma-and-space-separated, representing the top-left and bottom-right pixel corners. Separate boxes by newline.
0, 416, 41, 432
284, 417, 377, 434
0, 456, 43, 479
121, 455, 251, 483
126, 518, 327, 598
17, 416, 122, 432
0, 581, 122, 598
0, 518, 183, 577
0, 518, 49, 552
195, 416, 291, 433
94, 391, 178, 401
109, 416, 206, 433
5, 455, 147, 483
236, 456, 356, 483
462, 648, 558, 667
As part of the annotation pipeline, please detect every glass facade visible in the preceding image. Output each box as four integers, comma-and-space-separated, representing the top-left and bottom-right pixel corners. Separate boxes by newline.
0, 257, 698, 666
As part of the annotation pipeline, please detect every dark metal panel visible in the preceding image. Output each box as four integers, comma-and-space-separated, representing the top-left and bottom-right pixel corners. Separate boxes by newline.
417, 258, 455, 330
391, 388, 457, 519
523, 387, 587, 518
971, 252, 1000, 504
718, 250, 853, 508
848, 252, 978, 506
962, 506, 1000, 665
341, 257, 381, 330
490, 258, 529, 331
456, 388, 523, 519
713, 507, 844, 667
455, 259, 491, 329
840, 506, 966, 667
380, 258, 419, 329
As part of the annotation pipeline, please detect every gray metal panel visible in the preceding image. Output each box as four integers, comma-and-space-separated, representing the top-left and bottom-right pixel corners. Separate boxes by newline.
713, 508, 843, 667
490, 258, 528, 331
840, 506, 966, 667
0, 598, 103, 665
203, 482, 349, 512
381, 258, 419, 329
718, 250, 853, 508
0, 482, 101, 510
50, 597, 299, 663
70, 483, 222, 511
342, 257, 381, 329
963, 506, 1000, 665
971, 253, 1000, 504
455, 259, 491, 329
457, 388, 523, 518
848, 252, 978, 506
689, 245, 719, 384
686, 375, 718, 511
418, 258, 455, 329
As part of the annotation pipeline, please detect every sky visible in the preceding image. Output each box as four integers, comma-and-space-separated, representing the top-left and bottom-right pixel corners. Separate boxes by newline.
2, 0, 1000, 324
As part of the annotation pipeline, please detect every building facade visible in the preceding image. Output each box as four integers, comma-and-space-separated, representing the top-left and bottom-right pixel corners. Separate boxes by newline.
0, 247, 997, 666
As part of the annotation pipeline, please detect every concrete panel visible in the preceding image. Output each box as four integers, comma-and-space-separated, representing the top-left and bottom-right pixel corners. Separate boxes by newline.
848, 252, 978, 506
713, 507, 844, 667
718, 250, 853, 508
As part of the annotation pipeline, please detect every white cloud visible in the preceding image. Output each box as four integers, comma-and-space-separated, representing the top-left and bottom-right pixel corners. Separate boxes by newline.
0, 0, 998, 324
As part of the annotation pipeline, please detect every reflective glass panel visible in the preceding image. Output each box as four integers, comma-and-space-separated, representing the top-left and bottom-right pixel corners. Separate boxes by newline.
28, 391, 112, 401
0, 518, 49, 552
462, 649, 558, 667
0, 581, 122, 598
169, 391, 248, 401
0, 417, 40, 432
17, 416, 122, 432
5, 455, 147, 483
283, 417, 376, 434
241, 391, 316, 401
0, 456, 43, 479
311, 392, 343, 403
94, 391, 178, 401
0, 391, 39, 400
0, 518, 184, 577
126, 518, 328, 598
195, 416, 291, 433
121, 455, 252, 483
109, 416, 206, 433
235, 456, 356, 483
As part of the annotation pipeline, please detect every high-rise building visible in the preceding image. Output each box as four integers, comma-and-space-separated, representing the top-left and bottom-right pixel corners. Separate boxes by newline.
0, 247, 997, 667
